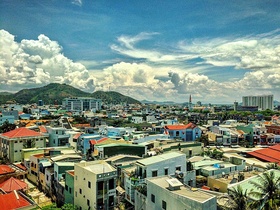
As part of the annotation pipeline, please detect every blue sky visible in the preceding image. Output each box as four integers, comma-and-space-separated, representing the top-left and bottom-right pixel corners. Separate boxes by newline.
1, 0, 280, 104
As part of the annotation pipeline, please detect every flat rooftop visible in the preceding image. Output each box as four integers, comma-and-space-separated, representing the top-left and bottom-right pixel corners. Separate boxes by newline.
76, 160, 116, 174
136, 151, 185, 166
147, 176, 215, 203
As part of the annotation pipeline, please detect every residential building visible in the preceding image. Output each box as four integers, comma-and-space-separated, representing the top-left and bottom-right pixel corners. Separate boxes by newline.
142, 176, 216, 210
46, 126, 70, 147
0, 127, 47, 163
62, 97, 102, 112
164, 123, 202, 141
236, 124, 267, 145
64, 170, 75, 205
74, 160, 117, 210
0, 190, 37, 210
242, 95, 273, 110
123, 151, 195, 205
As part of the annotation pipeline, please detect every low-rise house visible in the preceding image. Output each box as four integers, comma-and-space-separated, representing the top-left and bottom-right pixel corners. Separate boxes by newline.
46, 126, 70, 147
0, 127, 47, 163
139, 176, 217, 210
0, 190, 37, 210
64, 170, 75, 205
74, 160, 117, 210
123, 151, 195, 205
164, 123, 202, 142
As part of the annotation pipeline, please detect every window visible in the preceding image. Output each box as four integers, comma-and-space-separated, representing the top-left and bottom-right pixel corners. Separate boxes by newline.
151, 194, 155, 203
109, 179, 114, 190
79, 188, 82, 194
164, 168, 168, 175
176, 166, 181, 171
87, 199, 90, 206
162, 200, 167, 210
69, 187, 72, 194
65, 185, 68, 191
88, 181, 91, 188
152, 170, 158, 177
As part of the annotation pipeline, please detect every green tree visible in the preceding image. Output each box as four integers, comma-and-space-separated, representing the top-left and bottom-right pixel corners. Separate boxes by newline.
249, 170, 280, 210
227, 185, 249, 210
0, 121, 16, 133
266, 163, 280, 170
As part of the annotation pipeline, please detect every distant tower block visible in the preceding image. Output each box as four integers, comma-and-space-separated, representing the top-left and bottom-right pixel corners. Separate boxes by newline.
189, 94, 192, 110
234, 101, 238, 111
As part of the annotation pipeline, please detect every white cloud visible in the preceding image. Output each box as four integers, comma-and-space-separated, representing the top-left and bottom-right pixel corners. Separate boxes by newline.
1, 29, 280, 103
72, 0, 82, 7
0, 30, 96, 92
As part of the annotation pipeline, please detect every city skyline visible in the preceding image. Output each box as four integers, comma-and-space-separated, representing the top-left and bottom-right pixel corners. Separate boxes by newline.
1, 0, 280, 103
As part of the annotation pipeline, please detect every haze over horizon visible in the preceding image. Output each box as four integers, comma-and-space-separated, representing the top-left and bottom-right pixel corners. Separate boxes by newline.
1, 0, 280, 104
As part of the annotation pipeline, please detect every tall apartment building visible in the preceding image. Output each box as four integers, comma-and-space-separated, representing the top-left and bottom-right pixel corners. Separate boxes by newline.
242, 95, 273, 110
74, 160, 117, 210
62, 97, 102, 112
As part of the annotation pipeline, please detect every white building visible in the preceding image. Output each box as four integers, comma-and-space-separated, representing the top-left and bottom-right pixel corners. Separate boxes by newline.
62, 97, 102, 112
0, 127, 47, 163
242, 95, 273, 110
141, 176, 217, 210
74, 160, 117, 210
124, 151, 195, 204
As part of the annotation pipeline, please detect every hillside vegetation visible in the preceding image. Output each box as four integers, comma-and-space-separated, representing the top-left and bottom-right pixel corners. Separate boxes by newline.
0, 83, 141, 105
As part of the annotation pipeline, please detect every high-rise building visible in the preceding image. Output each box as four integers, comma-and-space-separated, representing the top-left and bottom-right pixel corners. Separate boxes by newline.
62, 97, 102, 112
242, 95, 273, 110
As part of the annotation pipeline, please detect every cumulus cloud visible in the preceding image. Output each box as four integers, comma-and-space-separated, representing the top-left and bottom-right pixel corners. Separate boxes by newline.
1, 29, 280, 103
0, 29, 95, 92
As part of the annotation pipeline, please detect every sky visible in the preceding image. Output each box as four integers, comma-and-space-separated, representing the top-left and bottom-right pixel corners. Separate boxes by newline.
0, 0, 280, 104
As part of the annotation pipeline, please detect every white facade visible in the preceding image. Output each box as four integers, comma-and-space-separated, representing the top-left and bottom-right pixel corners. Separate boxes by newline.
144, 176, 217, 210
74, 160, 117, 210
242, 95, 273, 110
124, 151, 188, 204
62, 97, 102, 112
131, 116, 143, 124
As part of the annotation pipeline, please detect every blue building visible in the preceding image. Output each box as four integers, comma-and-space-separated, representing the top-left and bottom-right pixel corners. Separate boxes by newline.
164, 122, 202, 141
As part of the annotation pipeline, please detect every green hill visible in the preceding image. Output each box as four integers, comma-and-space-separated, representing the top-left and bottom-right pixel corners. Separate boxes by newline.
0, 83, 141, 105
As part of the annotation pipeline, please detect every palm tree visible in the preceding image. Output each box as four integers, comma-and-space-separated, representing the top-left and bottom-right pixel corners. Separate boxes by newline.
266, 163, 280, 170
218, 185, 248, 210
249, 170, 280, 210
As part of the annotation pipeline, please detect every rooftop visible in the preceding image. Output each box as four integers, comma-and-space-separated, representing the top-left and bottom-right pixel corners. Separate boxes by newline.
136, 151, 185, 166
147, 176, 215, 203
1, 127, 42, 138
76, 160, 116, 174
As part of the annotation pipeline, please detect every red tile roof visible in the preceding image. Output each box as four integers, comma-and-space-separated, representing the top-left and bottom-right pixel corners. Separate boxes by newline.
248, 144, 280, 165
165, 122, 196, 130
73, 133, 82, 139
14, 163, 27, 171
1, 127, 42, 138
89, 137, 108, 145
39, 125, 47, 133
0, 191, 32, 210
68, 171, 75, 176
0, 165, 15, 175
0, 177, 28, 192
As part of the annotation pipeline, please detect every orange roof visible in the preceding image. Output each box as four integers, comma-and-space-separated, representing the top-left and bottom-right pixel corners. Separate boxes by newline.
15, 163, 27, 171
39, 126, 47, 133
73, 133, 82, 139
1, 127, 42, 138
248, 144, 280, 165
67, 171, 75, 176
0, 191, 32, 210
89, 137, 108, 145
0, 165, 15, 175
165, 122, 196, 130
0, 177, 28, 193
33, 154, 44, 158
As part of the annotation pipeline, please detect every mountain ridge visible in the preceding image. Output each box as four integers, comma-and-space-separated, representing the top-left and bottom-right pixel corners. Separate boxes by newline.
0, 83, 141, 105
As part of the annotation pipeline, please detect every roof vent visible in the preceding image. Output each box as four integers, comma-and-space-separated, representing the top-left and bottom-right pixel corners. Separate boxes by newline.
166, 178, 183, 191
